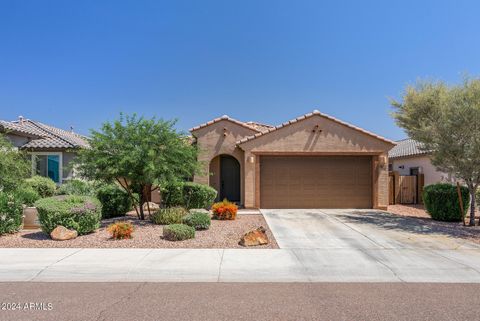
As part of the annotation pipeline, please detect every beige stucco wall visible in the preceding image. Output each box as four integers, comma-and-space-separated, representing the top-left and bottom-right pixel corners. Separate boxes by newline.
391, 155, 452, 186
191, 119, 257, 205
239, 115, 393, 209
192, 115, 393, 209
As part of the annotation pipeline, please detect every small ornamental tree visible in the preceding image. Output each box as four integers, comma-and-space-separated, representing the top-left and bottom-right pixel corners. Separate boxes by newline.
391, 77, 480, 226
75, 114, 199, 220
0, 133, 31, 193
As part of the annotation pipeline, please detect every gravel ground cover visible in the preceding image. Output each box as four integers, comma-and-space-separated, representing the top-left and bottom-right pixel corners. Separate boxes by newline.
0, 214, 278, 249
387, 204, 480, 244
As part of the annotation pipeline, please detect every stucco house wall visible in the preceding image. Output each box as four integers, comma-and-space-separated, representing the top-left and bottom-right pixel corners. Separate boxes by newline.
391, 155, 452, 186
238, 114, 393, 209
192, 119, 257, 205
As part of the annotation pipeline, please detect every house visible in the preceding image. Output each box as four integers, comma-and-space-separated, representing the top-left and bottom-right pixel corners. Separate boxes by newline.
190, 110, 395, 209
388, 138, 452, 186
0, 116, 89, 184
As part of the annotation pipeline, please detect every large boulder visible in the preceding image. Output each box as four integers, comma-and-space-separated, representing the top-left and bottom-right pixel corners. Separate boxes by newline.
50, 226, 78, 241
143, 202, 160, 212
239, 227, 269, 247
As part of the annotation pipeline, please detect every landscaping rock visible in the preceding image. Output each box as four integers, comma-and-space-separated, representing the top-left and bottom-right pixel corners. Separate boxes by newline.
239, 226, 269, 246
50, 226, 78, 241
143, 202, 160, 212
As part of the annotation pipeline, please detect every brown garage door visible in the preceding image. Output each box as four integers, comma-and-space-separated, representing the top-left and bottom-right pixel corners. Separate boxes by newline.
260, 156, 372, 208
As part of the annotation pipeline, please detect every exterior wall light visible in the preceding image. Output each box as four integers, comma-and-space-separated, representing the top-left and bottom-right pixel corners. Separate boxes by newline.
247, 156, 255, 163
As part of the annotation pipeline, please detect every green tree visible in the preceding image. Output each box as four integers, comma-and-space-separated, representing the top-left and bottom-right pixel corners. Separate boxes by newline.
391, 77, 480, 225
75, 114, 199, 220
0, 133, 31, 192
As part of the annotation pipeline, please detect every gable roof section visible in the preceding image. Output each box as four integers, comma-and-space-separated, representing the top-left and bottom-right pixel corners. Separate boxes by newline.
0, 118, 89, 149
236, 110, 396, 145
388, 138, 430, 159
189, 115, 273, 133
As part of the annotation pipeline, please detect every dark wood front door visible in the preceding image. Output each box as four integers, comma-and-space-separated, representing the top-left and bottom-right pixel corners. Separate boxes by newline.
220, 155, 240, 203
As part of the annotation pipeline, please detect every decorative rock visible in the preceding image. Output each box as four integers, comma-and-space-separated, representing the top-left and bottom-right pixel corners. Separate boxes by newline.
143, 202, 160, 212
50, 226, 78, 241
239, 226, 269, 247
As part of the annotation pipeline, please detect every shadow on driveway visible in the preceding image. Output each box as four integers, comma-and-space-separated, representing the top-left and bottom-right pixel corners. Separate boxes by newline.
337, 210, 480, 242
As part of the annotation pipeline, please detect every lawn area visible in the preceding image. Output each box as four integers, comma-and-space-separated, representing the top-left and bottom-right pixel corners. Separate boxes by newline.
0, 213, 278, 249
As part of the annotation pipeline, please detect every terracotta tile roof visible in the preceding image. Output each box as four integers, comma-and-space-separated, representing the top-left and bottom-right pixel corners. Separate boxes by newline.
189, 115, 271, 133
236, 110, 396, 145
0, 118, 89, 149
388, 138, 430, 159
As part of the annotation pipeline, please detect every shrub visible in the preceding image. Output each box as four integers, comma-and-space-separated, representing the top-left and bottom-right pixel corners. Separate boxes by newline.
163, 224, 195, 241
183, 211, 211, 230
423, 183, 469, 221
161, 181, 185, 207
25, 176, 57, 198
35, 195, 102, 235
57, 179, 96, 196
96, 184, 132, 219
183, 182, 217, 209
0, 192, 23, 235
107, 221, 134, 239
211, 199, 238, 220
16, 186, 40, 207
150, 207, 188, 225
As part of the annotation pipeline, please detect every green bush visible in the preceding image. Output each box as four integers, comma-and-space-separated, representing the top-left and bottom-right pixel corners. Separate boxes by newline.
16, 186, 40, 207
161, 181, 185, 207
25, 176, 57, 198
96, 184, 132, 219
57, 179, 96, 196
35, 195, 102, 235
0, 192, 24, 235
423, 183, 469, 221
163, 224, 195, 241
150, 207, 187, 225
183, 211, 211, 230
183, 182, 217, 209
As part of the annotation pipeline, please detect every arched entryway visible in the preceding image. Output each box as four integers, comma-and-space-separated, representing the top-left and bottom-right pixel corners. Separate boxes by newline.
209, 154, 241, 203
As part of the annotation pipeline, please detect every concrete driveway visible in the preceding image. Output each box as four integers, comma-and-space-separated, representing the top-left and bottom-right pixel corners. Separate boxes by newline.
261, 209, 480, 282
261, 209, 480, 250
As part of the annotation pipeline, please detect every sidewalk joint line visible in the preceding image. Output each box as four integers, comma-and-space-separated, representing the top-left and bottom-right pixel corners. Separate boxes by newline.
29, 248, 84, 281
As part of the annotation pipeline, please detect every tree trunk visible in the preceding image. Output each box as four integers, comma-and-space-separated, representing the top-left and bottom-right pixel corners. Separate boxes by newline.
138, 186, 146, 220
469, 187, 476, 226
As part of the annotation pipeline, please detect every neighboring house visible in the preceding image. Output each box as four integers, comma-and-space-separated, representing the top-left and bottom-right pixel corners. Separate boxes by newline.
190, 110, 395, 209
0, 116, 89, 184
388, 138, 452, 186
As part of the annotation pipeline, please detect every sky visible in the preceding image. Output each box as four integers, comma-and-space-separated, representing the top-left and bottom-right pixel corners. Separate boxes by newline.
1, 0, 479, 140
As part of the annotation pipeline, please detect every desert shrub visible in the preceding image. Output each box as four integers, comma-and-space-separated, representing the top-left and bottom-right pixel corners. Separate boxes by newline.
161, 181, 185, 207
0, 192, 24, 235
163, 224, 195, 241
96, 184, 132, 219
35, 195, 102, 235
107, 221, 134, 239
25, 176, 57, 198
16, 186, 40, 207
183, 211, 211, 230
150, 207, 188, 225
211, 199, 238, 220
57, 179, 96, 196
183, 182, 217, 209
423, 183, 469, 221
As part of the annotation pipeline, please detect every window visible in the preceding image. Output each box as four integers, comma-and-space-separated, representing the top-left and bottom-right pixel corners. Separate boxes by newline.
32, 153, 62, 183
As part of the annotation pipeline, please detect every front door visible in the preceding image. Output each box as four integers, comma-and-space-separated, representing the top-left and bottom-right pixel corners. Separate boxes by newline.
220, 155, 240, 203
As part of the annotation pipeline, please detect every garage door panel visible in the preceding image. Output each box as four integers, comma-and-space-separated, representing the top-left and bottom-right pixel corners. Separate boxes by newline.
260, 156, 372, 208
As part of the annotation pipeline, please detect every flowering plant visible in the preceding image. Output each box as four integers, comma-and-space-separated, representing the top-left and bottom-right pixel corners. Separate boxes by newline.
107, 221, 134, 239
211, 199, 238, 220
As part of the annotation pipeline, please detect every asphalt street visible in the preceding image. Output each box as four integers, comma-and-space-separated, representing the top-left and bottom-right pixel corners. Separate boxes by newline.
1, 282, 479, 321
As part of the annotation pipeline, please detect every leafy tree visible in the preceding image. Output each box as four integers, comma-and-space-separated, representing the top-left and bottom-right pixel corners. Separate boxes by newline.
391, 77, 480, 225
75, 114, 199, 220
0, 133, 31, 193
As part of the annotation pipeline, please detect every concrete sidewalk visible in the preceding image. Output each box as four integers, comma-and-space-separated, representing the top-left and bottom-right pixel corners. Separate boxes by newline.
3, 247, 480, 282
